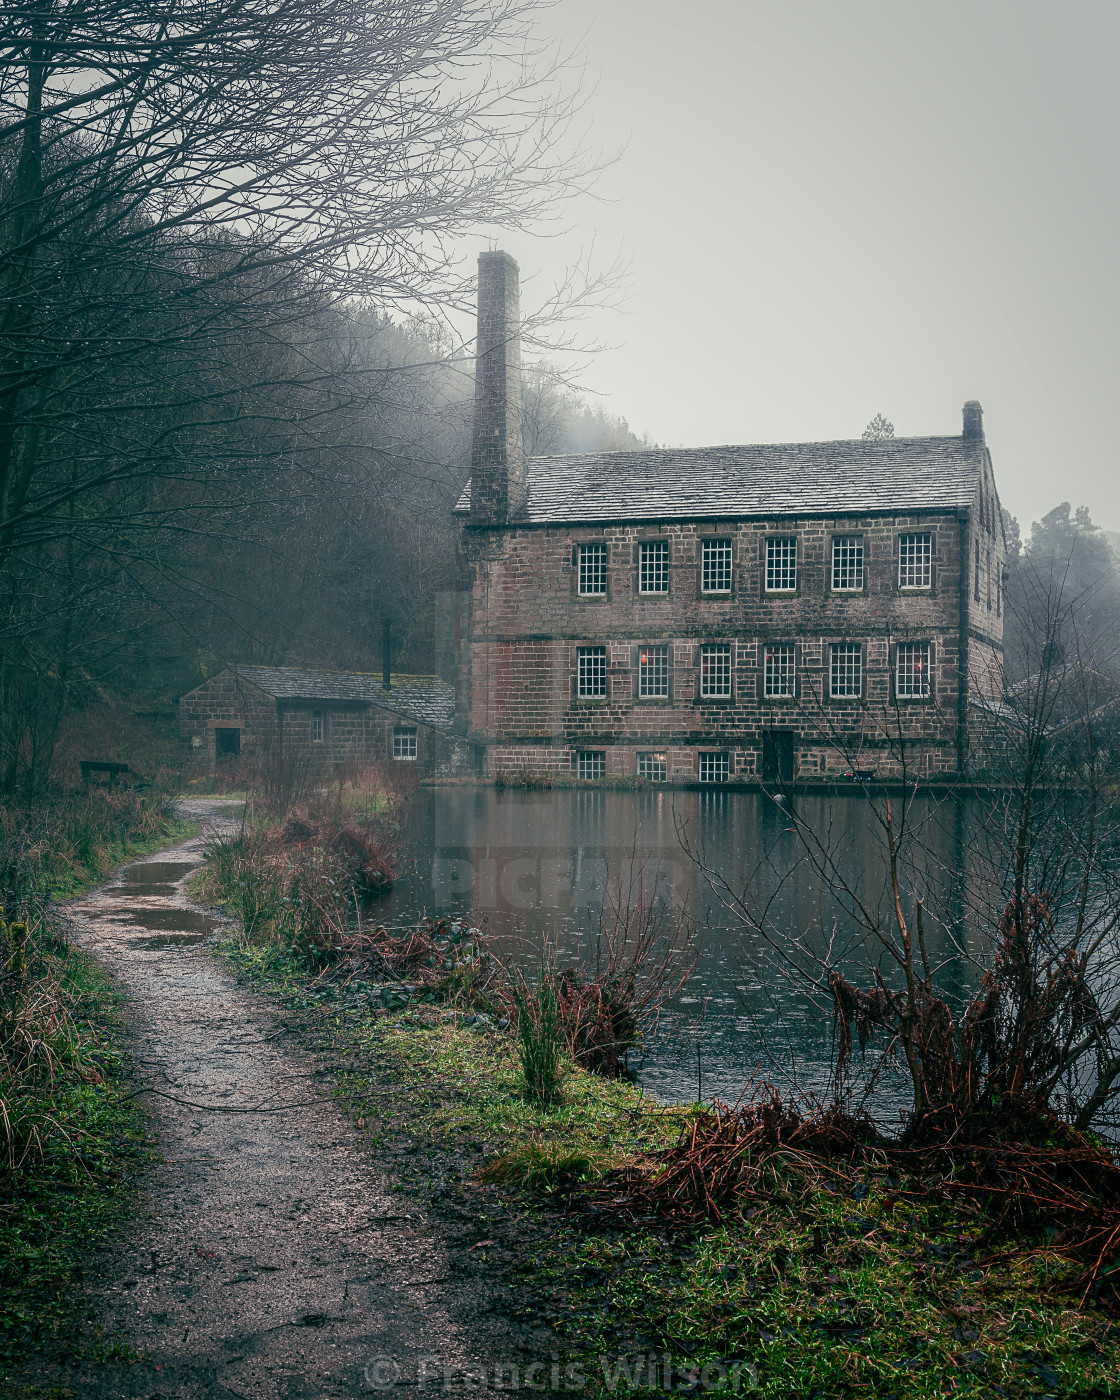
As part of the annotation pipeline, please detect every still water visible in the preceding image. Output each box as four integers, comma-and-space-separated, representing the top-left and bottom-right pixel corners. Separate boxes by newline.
383, 788, 992, 1114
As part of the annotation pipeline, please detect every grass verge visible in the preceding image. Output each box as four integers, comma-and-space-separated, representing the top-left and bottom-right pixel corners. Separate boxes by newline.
1, 788, 198, 906
0, 932, 150, 1385
217, 936, 1120, 1399
0, 793, 196, 1392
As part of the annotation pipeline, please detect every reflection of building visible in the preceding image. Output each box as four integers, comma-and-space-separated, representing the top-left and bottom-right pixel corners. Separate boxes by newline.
454, 252, 1006, 783
179, 664, 464, 773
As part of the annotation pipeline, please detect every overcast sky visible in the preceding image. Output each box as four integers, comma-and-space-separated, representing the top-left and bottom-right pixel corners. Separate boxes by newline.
469, 0, 1118, 535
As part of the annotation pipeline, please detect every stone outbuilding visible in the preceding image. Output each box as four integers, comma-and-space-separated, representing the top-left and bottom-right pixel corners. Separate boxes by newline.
179, 665, 468, 774
452, 251, 1007, 784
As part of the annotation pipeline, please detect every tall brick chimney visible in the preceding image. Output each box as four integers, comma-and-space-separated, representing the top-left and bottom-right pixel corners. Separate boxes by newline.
469, 250, 524, 524
962, 400, 984, 440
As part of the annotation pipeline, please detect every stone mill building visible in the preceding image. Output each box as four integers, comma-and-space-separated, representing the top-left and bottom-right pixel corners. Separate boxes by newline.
453, 250, 1007, 783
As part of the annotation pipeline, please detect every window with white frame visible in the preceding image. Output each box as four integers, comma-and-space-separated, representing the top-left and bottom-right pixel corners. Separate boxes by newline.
766, 537, 797, 591
311, 709, 324, 743
639, 540, 669, 594
637, 751, 667, 781
763, 643, 795, 698
699, 750, 729, 783
898, 532, 933, 589
895, 641, 931, 699
393, 726, 417, 760
577, 750, 605, 779
701, 538, 733, 593
578, 542, 607, 596
638, 644, 669, 698
829, 643, 863, 699
700, 643, 732, 698
577, 646, 608, 698
831, 536, 864, 591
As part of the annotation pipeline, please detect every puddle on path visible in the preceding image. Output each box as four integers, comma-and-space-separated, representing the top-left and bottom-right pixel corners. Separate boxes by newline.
121, 860, 198, 883
129, 932, 211, 949
100, 906, 220, 936
117, 861, 198, 897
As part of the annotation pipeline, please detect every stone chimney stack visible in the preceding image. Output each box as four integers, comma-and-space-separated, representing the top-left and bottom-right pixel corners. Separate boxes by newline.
962, 400, 984, 440
469, 250, 524, 524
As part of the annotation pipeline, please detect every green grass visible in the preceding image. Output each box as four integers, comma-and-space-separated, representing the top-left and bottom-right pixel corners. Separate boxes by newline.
524, 1185, 1119, 1398
0, 936, 151, 1376
47, 811, 197, 901
0, 793, 196, 1389
218, 938, 1120, 1400
1, 787, 198, 907
221, 935, 681, 1159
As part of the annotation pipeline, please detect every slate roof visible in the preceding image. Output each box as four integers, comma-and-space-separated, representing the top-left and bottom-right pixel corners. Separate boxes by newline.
454, 435, 986, 525
229, 666, 456, 731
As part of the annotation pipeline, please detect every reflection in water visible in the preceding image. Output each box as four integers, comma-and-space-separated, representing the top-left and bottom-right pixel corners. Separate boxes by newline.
384, 788, 992, 1110
101, 904, 221, 935
120, 861, 199, 884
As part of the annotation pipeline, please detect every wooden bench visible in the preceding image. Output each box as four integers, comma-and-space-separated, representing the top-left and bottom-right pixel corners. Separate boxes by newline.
80, 760, 144, 789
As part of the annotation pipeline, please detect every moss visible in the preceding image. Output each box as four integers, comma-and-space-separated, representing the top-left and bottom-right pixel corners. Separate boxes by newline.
218, 935, 1120, 1398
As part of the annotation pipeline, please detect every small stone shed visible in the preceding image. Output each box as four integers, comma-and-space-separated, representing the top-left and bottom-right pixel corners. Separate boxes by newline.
179, 665, 470, 774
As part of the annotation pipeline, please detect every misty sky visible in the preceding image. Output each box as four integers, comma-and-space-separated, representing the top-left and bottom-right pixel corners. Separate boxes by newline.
471, 0, 1118, 535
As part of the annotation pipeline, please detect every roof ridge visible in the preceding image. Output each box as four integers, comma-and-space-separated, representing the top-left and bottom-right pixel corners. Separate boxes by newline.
523, 433, 969, 463
234, 663, 440, 683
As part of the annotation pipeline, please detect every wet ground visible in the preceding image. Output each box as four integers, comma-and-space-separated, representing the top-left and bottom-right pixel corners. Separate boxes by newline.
18, 801, 492, 1399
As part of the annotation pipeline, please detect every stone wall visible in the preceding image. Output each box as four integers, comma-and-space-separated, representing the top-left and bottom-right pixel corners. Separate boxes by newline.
179, 674, 277, 768
179, 672, 473, 776
460, 498, 1005, 782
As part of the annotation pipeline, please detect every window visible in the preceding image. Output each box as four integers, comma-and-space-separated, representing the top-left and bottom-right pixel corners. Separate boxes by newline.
898, 532, 933, 589
829, 643, 863, 699
214, 727, 240, 759
637, 751, 667, 781
578, 542, 607, 596
701, 538, 733, 593
895, 641, 931, 699
577, 750, 605, 780
393, 726, 417, 760
996, 570, 1002, 618
831, 536, 864, 591
311, 710, 324, 743
764, 643, 795, 698
577, 646, 608, 698
699, 750, 729, 783
700, 643, 732, 698
639, 540, 669, 594
638, 644, 669, 698
986, 549, 993, 610
766, 537, 797, 591
974, 538, 981, 601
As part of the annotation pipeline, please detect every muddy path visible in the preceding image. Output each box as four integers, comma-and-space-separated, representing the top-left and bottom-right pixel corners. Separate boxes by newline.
24, 800, 487, 1399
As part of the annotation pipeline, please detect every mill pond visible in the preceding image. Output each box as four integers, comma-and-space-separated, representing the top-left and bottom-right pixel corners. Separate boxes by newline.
382, 786, 994, 1116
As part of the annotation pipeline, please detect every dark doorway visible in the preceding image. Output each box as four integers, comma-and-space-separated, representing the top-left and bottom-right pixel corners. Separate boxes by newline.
762, 729, 796, 784
214, 727, 241, 761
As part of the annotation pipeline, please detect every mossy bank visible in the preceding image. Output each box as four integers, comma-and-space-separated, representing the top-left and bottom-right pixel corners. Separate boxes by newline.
217, 938, 1120, 1399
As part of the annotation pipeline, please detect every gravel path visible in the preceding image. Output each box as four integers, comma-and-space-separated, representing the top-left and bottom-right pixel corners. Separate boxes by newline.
35, 799, 477, 1399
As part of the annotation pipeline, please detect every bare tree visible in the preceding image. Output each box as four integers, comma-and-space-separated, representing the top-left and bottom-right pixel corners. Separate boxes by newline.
685, 584, 1120, 1141
0, 0, 602, 792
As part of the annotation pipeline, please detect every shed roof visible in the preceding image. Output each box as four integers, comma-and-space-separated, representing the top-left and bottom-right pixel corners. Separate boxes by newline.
454, 435, 986, 526
229, 666, 455, 731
